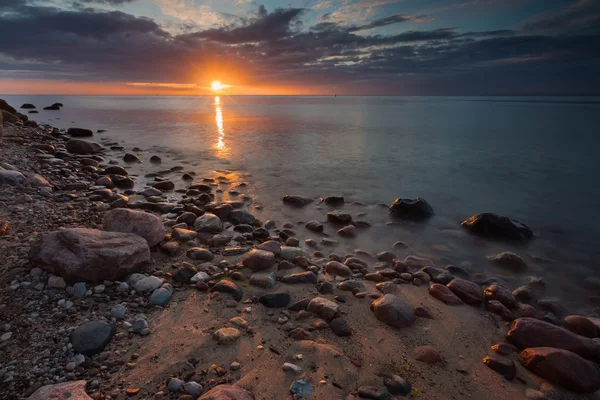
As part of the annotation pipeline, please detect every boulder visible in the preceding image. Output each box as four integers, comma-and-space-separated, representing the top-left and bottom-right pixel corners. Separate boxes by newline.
0, 99, 17, 114
563, 315, 599, 338
66, 139, 102, 155
70, 321, 115, 355
389, 197, 434, 219
370, 294, 415, 328
0, 170, 25, 186
323, 196, 344, 206
67, 128, 94, 137
103, 208, 166, 247
193, 213, 224, 233
29, 228, 150, 283
447, 279, 483, 305
1, 109, 21, 123
20, 103, 36, 109
199, 385, 254, 400
27, 380, 91, 400
462, 213, 533, 241
283, 195, 313, 207
520, 347, 600, 393
507, 318, 600, 361
242, 249, 275, 271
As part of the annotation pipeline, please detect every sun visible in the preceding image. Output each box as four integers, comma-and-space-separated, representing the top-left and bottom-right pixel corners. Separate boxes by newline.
211, 81, 226, 92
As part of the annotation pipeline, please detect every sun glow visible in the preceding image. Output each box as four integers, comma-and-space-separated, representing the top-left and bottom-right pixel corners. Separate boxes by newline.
211, 81, 228, 92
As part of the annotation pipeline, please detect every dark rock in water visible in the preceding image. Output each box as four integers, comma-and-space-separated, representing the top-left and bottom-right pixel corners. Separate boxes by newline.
563, 315, 599, 338
370, 294, 415, 328
181, 173, 194, 181
212, 204, 233, 219
322, 196, 344, 206
305, 220, 324, 233
150, 155, 162, 164
104, 165, 128, 175
483, 355, 516, 380
66, 139, 102, 154
70, 321, 115, 355
112, 175, 134, 189
28, 110, 39, 114
123, 153, 142, 163
326, 210, 352, 224
210, 280, 243, 301
384, 375, 411, 396
484, 284, 518, 309
252, 228, 269, 240
486, 300, 515, 321
507, 318, 600, 361
259, 292, 291, 308
67, 128, 93, 137
153, 180, 175, 191
487, 252, 527, 271
520, 347, 600, 393
29, 228, 150, 283
20, 103, 36, 109
228, 210, 256, 225
329, 317, 352, 336
447, 279, 483, 305
389, 197, 434, 219
282, 195, 313, 207
462, 212, 533, 241
512, 285, 536, 303
53, 102, 64, 107
43, 104, 61, 110
189, 183, 212, 192
199, 385, 253, 400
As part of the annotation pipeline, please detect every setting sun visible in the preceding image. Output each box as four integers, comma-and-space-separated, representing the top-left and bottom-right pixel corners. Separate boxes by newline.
211, 81, 227, 92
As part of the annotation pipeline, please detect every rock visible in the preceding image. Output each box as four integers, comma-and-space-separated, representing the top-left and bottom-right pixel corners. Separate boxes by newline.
413, 345, 442, 364
428, 283, 463, 305
507, 318, 600, 360
512, 285, 536, 303
173, 228, 197, 242
384, 375, 411, 396
0, 170, 25, 186
339, 280, 364, 292
168, 378, 183, 392
46, 275, 67, 289
242, 249, 275, 271
338, 225, 357, 237
487, 252, 527, 270
104, 208, 166, 247
283, 362, 302, 373
289, 328, 313, 340
27, 380, 92, 400
306, 220, 324, 233
483, 355, 516, 380
487, 300, 515, 321
29, 228, 150, 283
249, 272, 277, 288
210, 280, 243, 302
370, 294, 415, 328
462, 213, 533, 241
492, 343, 519, 355
281, 271, 317, 284
70, 321, 116, 355
149, 284, 173, 306
377, 251, 396, 263
184, 382, 203, 397
67, 128, 94, 137
153, 180, 174, 191
325, 260, 352, 278
520, 347, 600, 393
123, 153, 141, 163
484, 284, 518, 309
447, 279, 483, 305
280, 246, 306, 261
329, 317, 352, 336
150, 155, 162, 164
20, 103, 36, 109
259, 292, 291, 308
104, 165, 128, 175
389, 197, 434, 219
403, 255, 433, 268
133, 276, 163, 293
376, 281, 397, 294
173, 264, 198, 283
213, 327, 241, 345
327, 210, 352, 224
186, 247, 214, 261
289, 380, 314, 397
282, 195, 313, 207
96, 176, 114, 188
193, 213, 224, 233
228, 210, 256, 225
563, 315, 599, 338
43, 104, 61, 110
190, 271, 210, 283
1, 109, 21, 123
307, 297, 340, 320
110, 304, 126, 320
199, 385, 253, 400
24, 173, 50, 187
66, 139, 102, 154
257, 240, 281, 255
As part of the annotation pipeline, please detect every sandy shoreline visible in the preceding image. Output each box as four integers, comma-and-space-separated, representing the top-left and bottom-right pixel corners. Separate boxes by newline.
1, 99, 599, 399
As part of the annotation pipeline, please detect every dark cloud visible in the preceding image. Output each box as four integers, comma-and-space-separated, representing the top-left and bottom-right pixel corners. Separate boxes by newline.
349, 13, 416, 31
78, 0, 138, 4
522, 0, 600, 34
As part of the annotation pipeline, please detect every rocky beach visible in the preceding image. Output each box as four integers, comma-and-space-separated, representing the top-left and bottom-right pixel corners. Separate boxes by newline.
1, 97, 600, 400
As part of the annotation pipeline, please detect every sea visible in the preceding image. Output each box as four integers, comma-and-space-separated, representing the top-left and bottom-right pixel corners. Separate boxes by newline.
4, 94, 600, 312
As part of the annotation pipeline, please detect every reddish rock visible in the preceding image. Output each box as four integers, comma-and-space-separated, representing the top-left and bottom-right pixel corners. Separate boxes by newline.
520, 347, 600, 393
486, 300, 515, 321
428, 283, 463, 305
484, 284, 517, 309
413, 345, 442, 364
517, 303, 537, 318
242, 249, 275, 271
288, 328, 313, 341
491, 343, 518, 356
483, 355, 516, 380
506, 318, 600, 361
563, 315, 599, 338
447, 279, 483, 305
199, 384, 253, 400
27, 381, 91, 399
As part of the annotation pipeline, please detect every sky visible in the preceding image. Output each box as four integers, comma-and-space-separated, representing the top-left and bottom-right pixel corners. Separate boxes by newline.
0, 0, 599, 95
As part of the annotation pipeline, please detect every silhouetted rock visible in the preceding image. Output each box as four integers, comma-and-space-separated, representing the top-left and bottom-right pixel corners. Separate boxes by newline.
462, 212, 533, 241
389, 197, 434, 219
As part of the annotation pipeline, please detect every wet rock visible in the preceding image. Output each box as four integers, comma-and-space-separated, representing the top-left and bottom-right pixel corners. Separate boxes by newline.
484, 284, 517, 309
520, 347, 600, 393
428, 283, 463, 305
325, 260, 352, 278
186, 247, 214, 261
389, 197, 434, 219
327, 210, 352, 224
339, 280, 364, 292
66, 139, 102, 154
487, 252, 527, 271
492, 343, 519, 355
213, 327, 241, 345
153, 180, 174, 191
384, 375, 411, 396
403, 255, 433, 268
70, 321, 116, 355
512, 285, 536, 303
306, 220, 324, 232
29, 228, 150, 283
370, 294, 415, 328
307, 297, 340, 320
67, 128, 94, 137
199, 384, 253, 400
173, 228, 197, 242
338, 225, 357, 237
210, 280, 243, 302
242, 249, 275, 271
447, 279, 483, 305
20, 103, 36, 109
376, 281, 397, 294
228, 210, 256, 225
323, 196, 344, 206
193, 213, 224, 233
150, 155, 162, 164
161, 241, 181, 256
506, 318, 600, 360
281, 271, 318, 284
283, 195, 313, 207
104, 208, 166, 247
482, 355, 516, 380
377, 251, 396, 263
563, 315, 599, 338
486, 300, 515, 321
27, 380, 92, 400
259, 292, 291, 308
415, 304, 434, 319
462, 212, 533, 241
413, 345, 442, 364
280, 246, 306, 261
329, 317, 352, 336
257, 240, 281, 255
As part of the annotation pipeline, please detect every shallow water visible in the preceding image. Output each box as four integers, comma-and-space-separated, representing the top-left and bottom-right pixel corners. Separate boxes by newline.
5, 94, 600, 312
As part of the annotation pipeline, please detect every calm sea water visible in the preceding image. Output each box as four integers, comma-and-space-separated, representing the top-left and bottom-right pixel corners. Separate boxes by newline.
5, 95, 600, 311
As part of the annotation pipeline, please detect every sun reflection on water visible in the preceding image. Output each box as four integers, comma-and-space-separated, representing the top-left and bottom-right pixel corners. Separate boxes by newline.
214, 95, 226, 156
